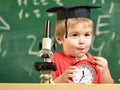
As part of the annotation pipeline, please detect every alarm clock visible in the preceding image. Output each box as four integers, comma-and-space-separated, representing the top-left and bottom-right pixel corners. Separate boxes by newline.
73, 60, 100, 83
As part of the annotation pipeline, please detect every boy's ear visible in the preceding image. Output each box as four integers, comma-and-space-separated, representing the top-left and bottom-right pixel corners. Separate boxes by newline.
56, 36, 62, 45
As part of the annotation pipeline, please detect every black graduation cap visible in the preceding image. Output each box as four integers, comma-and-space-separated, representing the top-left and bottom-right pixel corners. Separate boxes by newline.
46, 5, 101, 38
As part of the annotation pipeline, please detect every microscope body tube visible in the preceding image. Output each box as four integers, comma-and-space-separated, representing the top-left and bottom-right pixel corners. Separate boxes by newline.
44, 20, 51, 38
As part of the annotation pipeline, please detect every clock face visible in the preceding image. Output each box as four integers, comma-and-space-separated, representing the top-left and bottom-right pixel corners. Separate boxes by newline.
73, 64, 95, 83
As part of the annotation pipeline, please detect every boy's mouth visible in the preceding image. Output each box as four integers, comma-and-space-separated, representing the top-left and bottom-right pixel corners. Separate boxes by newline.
77, 47, 85, 51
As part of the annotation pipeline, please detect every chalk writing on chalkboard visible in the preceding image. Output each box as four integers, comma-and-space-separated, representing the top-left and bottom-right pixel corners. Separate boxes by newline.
17, 0, 63, 20
26, 35, 38, 55
0, 16, 10, 58
0, 35, 7, 58
0, 16, 10, 30
91, 1, 115, 56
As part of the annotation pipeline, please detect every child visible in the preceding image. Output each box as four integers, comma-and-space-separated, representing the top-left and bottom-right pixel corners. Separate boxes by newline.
47, 6, 114, 83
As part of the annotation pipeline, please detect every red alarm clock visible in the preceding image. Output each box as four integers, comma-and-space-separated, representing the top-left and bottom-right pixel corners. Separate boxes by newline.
73, 60, 100, 83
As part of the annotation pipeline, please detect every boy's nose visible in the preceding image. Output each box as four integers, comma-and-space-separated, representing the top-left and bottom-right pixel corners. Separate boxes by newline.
78, 36, 85, 44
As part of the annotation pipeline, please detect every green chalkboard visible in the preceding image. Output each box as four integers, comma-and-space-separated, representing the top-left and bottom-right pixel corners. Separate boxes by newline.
0, 0, 120, 83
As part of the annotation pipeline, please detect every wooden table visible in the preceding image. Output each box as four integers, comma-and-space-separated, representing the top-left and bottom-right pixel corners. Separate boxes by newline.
0, 83, 120, 90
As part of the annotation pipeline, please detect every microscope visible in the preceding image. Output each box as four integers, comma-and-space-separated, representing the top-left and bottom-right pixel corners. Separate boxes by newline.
34, 20, 57, 83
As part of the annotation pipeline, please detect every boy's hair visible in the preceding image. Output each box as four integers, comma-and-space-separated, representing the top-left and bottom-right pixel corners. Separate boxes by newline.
54, 18, 94, 40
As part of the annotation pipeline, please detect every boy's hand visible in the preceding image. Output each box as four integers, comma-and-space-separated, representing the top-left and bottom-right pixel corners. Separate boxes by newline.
54, 66, 76, 83
93, 56, 114, 83
93, 56, 108, 74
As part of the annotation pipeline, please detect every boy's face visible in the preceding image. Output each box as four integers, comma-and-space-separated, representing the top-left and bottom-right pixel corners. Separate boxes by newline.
61, 22, 93, 58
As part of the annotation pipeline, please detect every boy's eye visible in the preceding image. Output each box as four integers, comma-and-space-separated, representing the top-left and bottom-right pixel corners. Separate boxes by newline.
72, 33, 79, 37
85, 33, 90, 36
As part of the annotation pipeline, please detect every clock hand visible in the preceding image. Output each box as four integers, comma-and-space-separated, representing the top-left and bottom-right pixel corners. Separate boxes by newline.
79, 71, 85, 82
